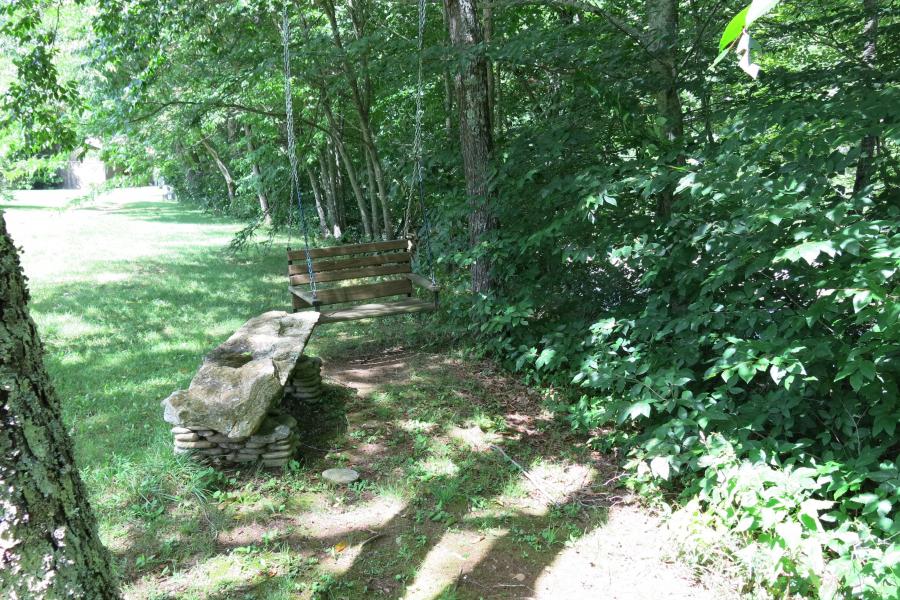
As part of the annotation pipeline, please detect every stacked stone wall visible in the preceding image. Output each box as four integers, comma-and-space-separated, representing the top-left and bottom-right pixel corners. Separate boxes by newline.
168, 355, 341, 469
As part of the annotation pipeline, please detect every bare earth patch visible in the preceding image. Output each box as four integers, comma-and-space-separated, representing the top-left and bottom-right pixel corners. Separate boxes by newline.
316, 348, 731, 600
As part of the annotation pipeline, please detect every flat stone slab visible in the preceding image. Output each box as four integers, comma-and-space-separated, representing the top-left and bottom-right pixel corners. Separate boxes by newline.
322, 468, 360, 485
161, 311, 319, 438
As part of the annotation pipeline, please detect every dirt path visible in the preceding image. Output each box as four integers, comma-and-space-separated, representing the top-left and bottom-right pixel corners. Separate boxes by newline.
316, 348, 727, 600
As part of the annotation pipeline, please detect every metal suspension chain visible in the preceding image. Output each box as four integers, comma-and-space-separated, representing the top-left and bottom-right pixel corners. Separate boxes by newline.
282, 6, 318, 301
414, 0, 436, 286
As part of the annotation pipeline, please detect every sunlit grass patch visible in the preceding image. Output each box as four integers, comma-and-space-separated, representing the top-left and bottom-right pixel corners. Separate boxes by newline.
6, 188, 641, 599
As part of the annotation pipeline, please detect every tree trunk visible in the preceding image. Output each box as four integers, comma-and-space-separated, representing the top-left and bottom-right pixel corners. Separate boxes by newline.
441, 0, 455, 140
0, 214, 120, 599
366, 151, 382, 240
446, 0, 497, 294
320, 0, 393, 236
199, 138, 235, 205
306, 166, 332, 238
320, 96, 373, 239
242, 124, 272, 226
318, 152, 342, 238
853, 0, 878, 194
646, 0, 684, 220
483, 3, 495, 137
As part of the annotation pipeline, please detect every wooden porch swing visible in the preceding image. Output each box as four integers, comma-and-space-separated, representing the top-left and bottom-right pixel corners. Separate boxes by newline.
281, 0, 438, 325
287, 239, 438, 324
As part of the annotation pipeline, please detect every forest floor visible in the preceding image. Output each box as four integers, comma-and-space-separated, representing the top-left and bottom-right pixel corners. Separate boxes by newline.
3, 188, 733, 599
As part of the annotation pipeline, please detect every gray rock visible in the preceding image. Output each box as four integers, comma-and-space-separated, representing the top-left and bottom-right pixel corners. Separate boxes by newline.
161, 311, 318, 437
173, 432, 200, 442
322, 468, 359, 484
261, 450, 293, 460
197, 448, 228, 456
174, 440, 215, 449
291, 383, 322, 392
248, 414, 296, 444
265, 443, 294, 453
230, 454, 259, 463
205, 434, 247, 443
171, 426, 192, 434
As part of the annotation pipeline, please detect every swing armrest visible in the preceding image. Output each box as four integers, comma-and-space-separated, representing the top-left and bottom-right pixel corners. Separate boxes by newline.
289, 286, 317, 307
403, 273, 439, 292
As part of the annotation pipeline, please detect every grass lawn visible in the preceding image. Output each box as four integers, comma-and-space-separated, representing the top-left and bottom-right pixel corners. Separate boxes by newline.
3, 188, 723, 599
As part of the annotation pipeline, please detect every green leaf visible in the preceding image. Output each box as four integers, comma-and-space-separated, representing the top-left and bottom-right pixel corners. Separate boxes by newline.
535, 348, 556, 369
746, 0, 780, 25
775, 521, 803, 551
735, 515, 756, 532
719, 6, 750, 52
623, 400, 651, 422
711, 47, 732, 69
852, 290, 872, 312
649, 456, 670, 480
737, 362, 756, 384
775, 241, 838, 265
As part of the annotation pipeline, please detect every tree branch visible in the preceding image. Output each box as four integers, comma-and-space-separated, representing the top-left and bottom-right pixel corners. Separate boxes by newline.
499, 0, 652, 57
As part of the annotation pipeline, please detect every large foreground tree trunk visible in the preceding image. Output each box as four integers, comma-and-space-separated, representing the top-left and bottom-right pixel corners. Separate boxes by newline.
0, 214, 120, 599
446, 0, 498, 294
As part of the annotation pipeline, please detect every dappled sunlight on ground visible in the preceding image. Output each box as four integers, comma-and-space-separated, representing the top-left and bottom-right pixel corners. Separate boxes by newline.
532, 506, 725, 600
4, 188, 724, 599
401, 529, 504, 600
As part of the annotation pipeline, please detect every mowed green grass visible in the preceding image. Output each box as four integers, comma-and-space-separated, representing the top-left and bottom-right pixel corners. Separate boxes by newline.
7, 189, 287, 469
3, 189, 614, 600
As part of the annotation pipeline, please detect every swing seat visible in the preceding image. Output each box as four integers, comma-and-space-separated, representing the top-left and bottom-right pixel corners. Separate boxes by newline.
287, 239, 438, 324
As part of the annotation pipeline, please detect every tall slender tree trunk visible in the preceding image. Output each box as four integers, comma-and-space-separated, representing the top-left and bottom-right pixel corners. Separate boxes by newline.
0, 215, 120, 600
483, 3, 495, 136
441, 0, 455, 140
306, 166, 332, 237
446, 0, 497, 294
646, 0, 684, 220
320, 95, 373, 238
318, 152, 344, 239
854, 0, 879, 194
320, 0, 393, 236
366, 152, 382, 239
242, 124, 272, 226
199, 138, 235, 206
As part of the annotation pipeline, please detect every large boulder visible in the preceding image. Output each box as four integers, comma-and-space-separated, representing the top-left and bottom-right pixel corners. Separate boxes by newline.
162, 310, 318, 438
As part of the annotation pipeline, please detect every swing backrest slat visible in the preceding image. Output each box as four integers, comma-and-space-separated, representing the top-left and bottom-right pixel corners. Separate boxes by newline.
287, 239, 418, 309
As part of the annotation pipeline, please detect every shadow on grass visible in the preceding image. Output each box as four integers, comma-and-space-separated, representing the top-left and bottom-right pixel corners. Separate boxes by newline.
32, 246, 291, 467
20, 194, 611, 598
88, 200, 241, 225
0, 203, 53, 211
177, 357, 610, 599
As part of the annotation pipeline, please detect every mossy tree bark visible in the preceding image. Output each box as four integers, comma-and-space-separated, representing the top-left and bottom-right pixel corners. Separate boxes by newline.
646, 0, 684, 220
853, 0, 879, 194
446, 0, 498, 294
0, 213, 119, 599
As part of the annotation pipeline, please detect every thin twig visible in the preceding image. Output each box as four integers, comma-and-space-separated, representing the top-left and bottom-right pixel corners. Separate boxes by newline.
489, 444, 561, 506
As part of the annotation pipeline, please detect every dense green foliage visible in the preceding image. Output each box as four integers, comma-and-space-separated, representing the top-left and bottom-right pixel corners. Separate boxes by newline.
4, 0, 899, 596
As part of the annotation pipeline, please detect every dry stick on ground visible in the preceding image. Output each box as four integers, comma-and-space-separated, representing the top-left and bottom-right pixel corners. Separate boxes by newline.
489, 444, 562, 506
